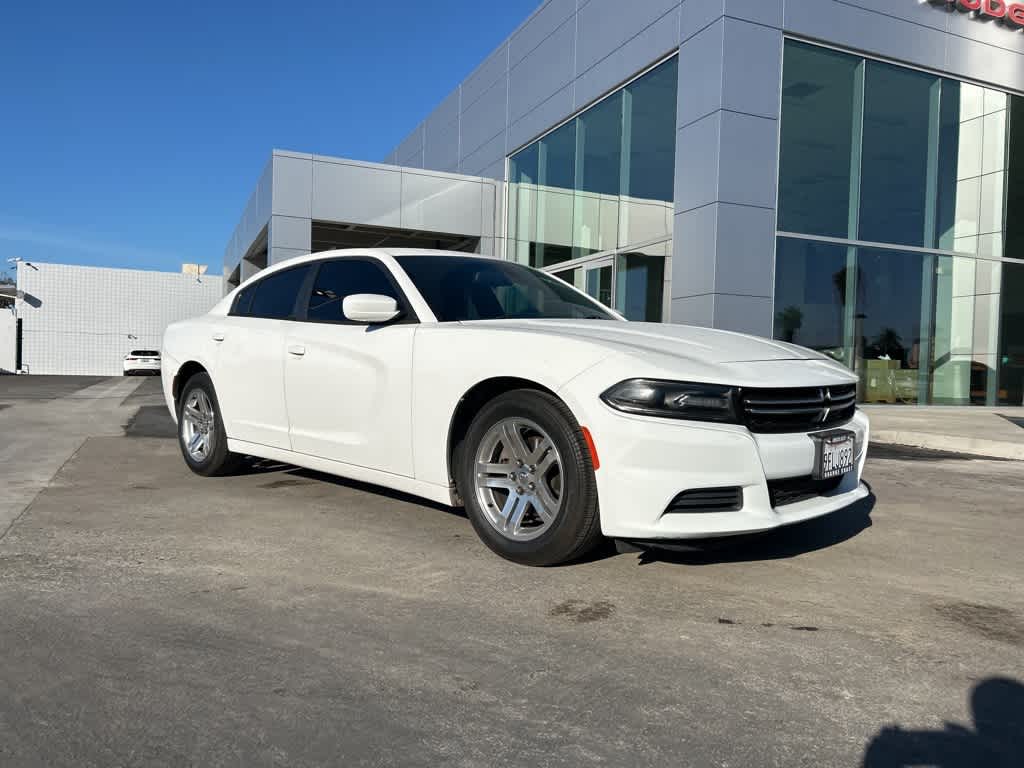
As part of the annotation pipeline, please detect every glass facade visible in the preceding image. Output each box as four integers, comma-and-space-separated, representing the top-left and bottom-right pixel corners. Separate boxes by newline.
776, 40, 1024, 405
507, 56, 677, 321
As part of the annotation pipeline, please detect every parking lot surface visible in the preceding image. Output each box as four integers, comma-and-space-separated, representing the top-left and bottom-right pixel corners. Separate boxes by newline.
1, 377, 1022, 767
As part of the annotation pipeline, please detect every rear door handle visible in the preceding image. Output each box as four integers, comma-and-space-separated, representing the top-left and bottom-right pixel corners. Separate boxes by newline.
287, 344, 306, 357
212, 332, 225, 342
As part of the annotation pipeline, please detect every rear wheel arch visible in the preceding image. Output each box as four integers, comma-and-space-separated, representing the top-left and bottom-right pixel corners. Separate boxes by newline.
173, 361, 209, 404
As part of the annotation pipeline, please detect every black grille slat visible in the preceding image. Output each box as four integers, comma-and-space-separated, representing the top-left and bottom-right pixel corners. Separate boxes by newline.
768, 476, 843, 507
666, 487, 743, 514
740, 384, 856, 433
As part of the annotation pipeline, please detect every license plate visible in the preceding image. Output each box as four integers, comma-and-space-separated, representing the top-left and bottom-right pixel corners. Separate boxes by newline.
812, 430, 855, 480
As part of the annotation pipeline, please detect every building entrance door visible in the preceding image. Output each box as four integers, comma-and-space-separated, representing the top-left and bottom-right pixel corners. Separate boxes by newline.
583, 258, 614, 308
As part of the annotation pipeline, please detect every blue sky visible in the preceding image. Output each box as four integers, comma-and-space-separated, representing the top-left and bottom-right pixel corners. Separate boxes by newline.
0, 0, 538, 277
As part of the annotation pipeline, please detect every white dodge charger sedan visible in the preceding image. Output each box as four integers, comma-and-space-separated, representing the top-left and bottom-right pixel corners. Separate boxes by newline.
161, 249, 869, 566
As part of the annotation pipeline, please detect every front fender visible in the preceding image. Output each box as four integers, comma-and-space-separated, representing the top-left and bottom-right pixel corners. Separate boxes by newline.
410, 325, 611, 490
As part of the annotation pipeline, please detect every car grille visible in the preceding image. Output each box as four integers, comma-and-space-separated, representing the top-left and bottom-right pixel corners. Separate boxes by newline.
740, 384, 857, 433
767, 476, 843, 508
665, 487, 743, 514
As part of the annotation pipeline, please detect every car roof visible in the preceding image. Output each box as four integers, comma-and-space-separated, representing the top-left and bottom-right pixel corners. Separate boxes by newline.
241, 248, 499, 279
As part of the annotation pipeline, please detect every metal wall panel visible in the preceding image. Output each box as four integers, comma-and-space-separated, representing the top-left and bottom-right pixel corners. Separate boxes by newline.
15, 262, 223, 376
311, 159, 403, 227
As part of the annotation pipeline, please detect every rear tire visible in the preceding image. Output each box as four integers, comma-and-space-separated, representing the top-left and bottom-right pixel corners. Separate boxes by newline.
457, 389, 602, 566
177, 372, 244, 477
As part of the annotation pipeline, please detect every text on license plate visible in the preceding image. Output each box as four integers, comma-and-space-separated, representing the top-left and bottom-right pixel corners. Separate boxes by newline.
813, 431, 855, 480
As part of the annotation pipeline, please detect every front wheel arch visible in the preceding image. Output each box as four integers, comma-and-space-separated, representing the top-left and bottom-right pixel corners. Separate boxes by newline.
447, 377, 568, 499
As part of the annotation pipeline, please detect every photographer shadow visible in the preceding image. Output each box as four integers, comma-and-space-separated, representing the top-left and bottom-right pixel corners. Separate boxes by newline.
863, 677, 1024, 768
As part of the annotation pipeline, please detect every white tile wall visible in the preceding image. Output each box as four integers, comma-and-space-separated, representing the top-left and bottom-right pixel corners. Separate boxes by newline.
15, 262, 223, 376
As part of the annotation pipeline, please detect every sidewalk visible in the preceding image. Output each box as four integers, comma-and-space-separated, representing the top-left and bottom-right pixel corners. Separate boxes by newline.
863, 405, 1024, 461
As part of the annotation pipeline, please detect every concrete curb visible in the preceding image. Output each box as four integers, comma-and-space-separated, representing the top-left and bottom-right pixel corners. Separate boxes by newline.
872, 430, 1024, 461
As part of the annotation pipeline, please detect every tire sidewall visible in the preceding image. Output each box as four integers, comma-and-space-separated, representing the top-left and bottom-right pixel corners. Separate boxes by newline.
459, 391, 598, 566
177, 372, 231, 477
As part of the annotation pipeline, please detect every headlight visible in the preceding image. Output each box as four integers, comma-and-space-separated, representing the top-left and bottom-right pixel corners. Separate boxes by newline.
600, 379, 739, 423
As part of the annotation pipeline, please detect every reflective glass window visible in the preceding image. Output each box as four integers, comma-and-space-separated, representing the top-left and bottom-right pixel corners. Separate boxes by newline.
578, 91, 622, 197
777, 42, 860, 238
773, 238, 850, 360
859, 62, 937, 247
615, 245, 667, 323
306, 259, 404, 324
625, 56, 677, 203
248, 265, 310, 320
998, 262, 1024, 406
507, 56, 677, 269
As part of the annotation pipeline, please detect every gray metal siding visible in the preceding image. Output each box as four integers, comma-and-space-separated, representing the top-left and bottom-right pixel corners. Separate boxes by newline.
377, 0, 1023, 336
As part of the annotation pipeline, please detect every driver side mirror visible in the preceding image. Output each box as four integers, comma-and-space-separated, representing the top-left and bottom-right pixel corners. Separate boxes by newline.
342, 294, 402, 324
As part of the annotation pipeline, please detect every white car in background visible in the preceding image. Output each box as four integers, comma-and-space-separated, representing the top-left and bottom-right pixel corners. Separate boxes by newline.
123, 349, 161, 375
161, 249, 870, 566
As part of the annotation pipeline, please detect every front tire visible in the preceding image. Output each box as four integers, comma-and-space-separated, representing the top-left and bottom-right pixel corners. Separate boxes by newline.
177, 372, 243, 477
457, 389, 601, 566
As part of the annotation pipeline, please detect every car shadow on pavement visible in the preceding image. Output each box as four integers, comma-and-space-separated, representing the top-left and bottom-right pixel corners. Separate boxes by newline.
284, 467, 466, 517
862, 676, 1023, 768
632, 491, 876, 566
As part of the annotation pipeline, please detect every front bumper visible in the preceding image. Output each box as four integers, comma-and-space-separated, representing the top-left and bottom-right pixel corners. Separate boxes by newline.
569, 398, 870, 541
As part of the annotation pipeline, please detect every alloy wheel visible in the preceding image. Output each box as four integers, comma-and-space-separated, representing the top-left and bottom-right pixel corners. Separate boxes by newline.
473, 417, 564, 542
181, 388, 216, 462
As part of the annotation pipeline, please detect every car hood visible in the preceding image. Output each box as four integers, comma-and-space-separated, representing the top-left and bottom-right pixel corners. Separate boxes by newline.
457, 319, 830, 365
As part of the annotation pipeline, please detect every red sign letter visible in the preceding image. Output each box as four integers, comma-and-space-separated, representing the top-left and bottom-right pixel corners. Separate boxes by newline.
1008, 2, 1024, 25
982, 0, 1008, 17
957, 0, 983, 10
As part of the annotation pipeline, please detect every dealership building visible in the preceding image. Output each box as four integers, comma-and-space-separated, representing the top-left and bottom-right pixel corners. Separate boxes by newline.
226, 0, 1023, 407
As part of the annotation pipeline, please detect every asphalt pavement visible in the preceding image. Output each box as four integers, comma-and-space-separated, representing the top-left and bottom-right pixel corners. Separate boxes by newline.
0, 377, 1021, 767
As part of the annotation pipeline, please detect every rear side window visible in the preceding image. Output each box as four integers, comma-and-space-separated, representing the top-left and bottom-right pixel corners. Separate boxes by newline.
231, 283, 256, 316
245, 266, 311, 319
305, 259, 408, 323
131, 350, 159, 357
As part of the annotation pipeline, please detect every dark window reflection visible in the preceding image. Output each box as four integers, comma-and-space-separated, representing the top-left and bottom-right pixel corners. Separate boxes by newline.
772, 237, 849, 357
777, 41, 860, 238
578, 92, 622, 197
859, 62, 937, 248
998, 262, 1024, 406
627, 57, 677, 203
539, 120, 575, 190
1006, 96, 1024, 261
616, 252, 665, 322
856, 247, 927, 404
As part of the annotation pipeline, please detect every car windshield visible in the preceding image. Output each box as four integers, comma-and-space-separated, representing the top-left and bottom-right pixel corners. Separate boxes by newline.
394, 255, 618, 322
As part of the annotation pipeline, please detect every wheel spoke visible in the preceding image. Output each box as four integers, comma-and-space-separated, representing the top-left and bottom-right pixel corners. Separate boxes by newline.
528, 437, 552, 465
500, 422, 531, 462
533, 481, 560, 522
478, 462, 510, 477
502, 493, 528, 535
188, 432, 203, 454
184, 405, 202, 424
534, 448, 557, 476
482, 476, 516, 491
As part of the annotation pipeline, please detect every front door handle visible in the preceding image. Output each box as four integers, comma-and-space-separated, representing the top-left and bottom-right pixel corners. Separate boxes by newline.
212, 332, 225, 342
287, 344, 306, 357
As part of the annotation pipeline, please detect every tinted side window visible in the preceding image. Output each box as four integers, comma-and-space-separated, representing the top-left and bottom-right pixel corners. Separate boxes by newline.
231, 283, 256, 316
306, 259, 403, 323
248, 266, 310, 319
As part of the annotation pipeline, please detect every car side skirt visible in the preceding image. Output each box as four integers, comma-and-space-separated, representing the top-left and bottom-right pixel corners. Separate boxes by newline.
226, 438, 457, 508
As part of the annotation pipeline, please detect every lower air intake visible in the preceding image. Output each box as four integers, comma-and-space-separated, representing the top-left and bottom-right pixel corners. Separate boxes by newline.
767, 476, 843, 508
665, 487, 743, 514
